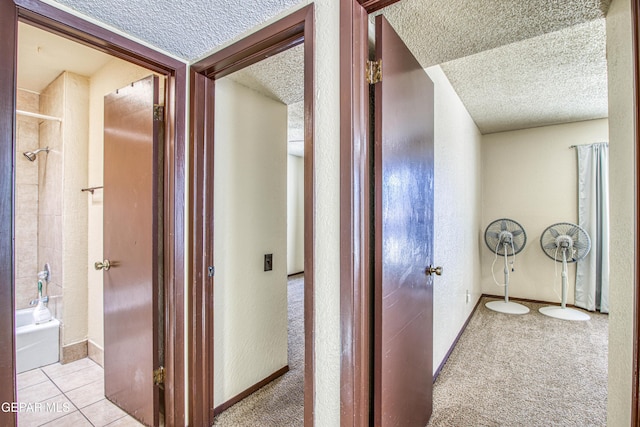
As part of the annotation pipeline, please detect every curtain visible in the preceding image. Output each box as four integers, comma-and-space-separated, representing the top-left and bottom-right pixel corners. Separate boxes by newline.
575, 143, 609, 313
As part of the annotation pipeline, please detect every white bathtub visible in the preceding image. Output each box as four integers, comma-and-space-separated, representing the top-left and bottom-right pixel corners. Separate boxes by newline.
15, 308, 60, 374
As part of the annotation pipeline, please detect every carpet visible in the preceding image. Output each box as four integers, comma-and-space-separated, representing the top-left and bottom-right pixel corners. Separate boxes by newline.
213, 274, 304, 426
427, 297, 608, 427
213, 290, 607, 426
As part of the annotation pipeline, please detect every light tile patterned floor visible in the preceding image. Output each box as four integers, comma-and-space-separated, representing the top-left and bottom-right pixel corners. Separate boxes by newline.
16, 358, 144, 427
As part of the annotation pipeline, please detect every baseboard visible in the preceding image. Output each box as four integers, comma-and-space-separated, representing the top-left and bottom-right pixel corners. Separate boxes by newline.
433, 296, 483, 382
87, 340, 104, 367
61, 340, 88, 364
214, 365, 289, 415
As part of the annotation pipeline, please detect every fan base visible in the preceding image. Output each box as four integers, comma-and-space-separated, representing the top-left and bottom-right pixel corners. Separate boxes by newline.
485, 301, 530, 315
539, 306, 590, 321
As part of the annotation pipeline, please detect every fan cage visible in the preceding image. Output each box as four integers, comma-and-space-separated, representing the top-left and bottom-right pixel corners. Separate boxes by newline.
539, 222, 591, 263
484, 218, 527, 256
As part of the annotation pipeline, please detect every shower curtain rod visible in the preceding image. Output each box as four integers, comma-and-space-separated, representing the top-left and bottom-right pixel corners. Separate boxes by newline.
16, 110, 61, 122
569, 142, 609, 149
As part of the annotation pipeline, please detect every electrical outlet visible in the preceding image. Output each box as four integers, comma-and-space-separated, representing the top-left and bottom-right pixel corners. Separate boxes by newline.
264, 254, 273, 271
466, 290, 471, 303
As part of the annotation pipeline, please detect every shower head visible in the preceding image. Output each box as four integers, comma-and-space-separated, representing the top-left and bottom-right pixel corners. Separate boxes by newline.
23, 147, 50, 162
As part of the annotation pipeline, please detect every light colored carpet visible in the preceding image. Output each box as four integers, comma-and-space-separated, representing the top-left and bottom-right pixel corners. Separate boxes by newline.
213, 274, 304, 426
213, 289, 607, 426
428, 297, 608, 427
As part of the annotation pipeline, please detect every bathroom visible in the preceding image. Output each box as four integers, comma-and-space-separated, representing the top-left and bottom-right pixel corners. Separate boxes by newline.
15, 64, 93, 371
14, 21, 160, 426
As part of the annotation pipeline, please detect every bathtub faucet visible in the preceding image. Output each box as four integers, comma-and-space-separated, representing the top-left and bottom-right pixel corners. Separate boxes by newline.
29, 296, 48, 306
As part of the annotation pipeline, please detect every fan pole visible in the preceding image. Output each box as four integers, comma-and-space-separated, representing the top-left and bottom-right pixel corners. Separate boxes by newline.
503, 242, 510, 304
561, 249, 568, 309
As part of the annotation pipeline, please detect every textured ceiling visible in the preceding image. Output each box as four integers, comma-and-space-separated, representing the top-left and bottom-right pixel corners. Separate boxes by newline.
288, 102, 305, 157
227, 44, 304, 105
51, 0, 304, 61
372, 0, 610, 134
374, 0, 609, 68
440, 19, 608, 134
225, 44, 305, 156
45, 0, 611, 135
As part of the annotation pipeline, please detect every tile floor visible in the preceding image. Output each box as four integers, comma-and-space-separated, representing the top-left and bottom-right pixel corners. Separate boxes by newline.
16, 358, 144, 427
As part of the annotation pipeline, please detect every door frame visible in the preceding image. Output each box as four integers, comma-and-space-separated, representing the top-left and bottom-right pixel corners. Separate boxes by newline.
0, 1, 187, 426
188, 4, 315, 426
632, 0, 640, 424
340, 0, 640, 426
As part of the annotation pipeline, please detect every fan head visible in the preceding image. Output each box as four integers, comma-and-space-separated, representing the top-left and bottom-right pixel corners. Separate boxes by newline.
540, 222, 591, 263
484, 218, 527, 256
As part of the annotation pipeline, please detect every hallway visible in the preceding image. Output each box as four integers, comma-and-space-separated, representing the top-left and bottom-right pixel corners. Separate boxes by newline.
214, 274, 304, 426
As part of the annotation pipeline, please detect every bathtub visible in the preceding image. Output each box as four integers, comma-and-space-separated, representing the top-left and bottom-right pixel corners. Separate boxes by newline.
15, 308, 60, 374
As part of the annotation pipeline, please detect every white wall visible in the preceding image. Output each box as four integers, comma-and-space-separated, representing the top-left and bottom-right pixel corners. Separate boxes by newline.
287, 154, 304, 275
87, 58, 158, 362
213, 78, 289, 406
60, 72, 90, 352
481, 119, 609, 304
605, 0, 635, 424
425, 65, 483, 372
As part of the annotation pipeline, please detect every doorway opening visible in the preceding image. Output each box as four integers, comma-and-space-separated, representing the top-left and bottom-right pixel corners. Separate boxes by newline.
6, 2, 186, 423
210, 43, 306, 424
341, 0, 613, 425
14, 21, 160, 427
189, 4, 314, 426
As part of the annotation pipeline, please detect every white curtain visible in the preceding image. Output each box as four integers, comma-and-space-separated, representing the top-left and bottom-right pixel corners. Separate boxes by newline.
575, 143, 609, 313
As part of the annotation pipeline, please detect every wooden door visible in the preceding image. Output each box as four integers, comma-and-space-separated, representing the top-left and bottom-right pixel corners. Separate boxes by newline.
102, 75, 161, 427
373, 15, 435, 427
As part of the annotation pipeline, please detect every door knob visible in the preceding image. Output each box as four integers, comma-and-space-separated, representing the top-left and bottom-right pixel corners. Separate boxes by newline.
425, 265, 442, 276
95, 260, 111, 271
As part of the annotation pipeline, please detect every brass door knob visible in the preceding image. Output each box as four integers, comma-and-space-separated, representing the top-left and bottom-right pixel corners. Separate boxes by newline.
95, 260, 111, 271
425, 265, 442, 276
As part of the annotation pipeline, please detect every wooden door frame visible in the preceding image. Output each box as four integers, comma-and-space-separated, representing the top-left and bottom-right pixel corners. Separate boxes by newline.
339, 1, 372, 426
341, 0, 640, 426
632, 0, 640, 424
0, 1, 187, 426
188, 4, 314, 426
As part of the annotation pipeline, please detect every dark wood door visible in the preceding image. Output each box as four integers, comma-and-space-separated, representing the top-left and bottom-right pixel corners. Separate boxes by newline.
103, 75, 161, 427
373, 14, 435, 427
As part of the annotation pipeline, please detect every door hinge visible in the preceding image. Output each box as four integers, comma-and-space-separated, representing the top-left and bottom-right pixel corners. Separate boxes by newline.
366, 59, 382, 84
153, 105, 164, 122
153, 366, 165, 386
208, 266, 215, 277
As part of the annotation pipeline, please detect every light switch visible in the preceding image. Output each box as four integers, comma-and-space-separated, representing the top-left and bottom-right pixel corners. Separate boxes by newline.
264, 254, 273, 271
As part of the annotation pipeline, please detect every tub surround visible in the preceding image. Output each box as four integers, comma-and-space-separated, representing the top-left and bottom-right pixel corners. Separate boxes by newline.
15, 308, 60, 374
15, 89, 41, 310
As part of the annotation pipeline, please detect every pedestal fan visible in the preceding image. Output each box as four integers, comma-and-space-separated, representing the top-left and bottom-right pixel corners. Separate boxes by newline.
539, 222, 591, 321
484, 218, 529, 314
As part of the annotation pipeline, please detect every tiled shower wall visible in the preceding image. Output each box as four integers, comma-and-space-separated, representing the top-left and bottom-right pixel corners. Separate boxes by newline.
15, 72, 90, 363
38, 74, 64, 321
15, 89, 40, 309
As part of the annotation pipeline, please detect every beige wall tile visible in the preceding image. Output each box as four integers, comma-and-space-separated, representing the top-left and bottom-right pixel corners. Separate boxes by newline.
60, 340, 88, 364
15, 277, 38, 309
17, 89, 39, 112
